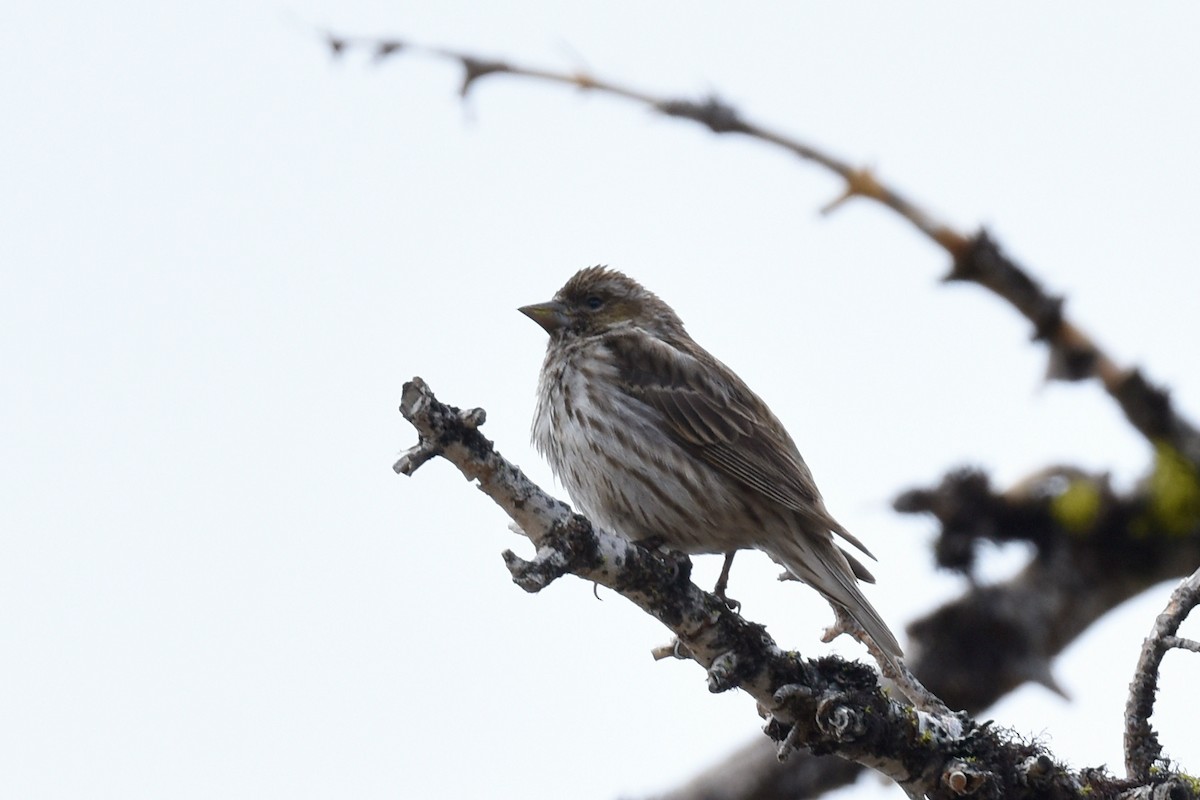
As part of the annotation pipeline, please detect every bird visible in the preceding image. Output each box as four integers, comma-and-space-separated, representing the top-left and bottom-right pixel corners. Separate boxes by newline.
519, 265, 903, 663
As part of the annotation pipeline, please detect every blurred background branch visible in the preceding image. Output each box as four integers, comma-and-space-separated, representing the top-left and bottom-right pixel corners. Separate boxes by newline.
326, 31, 1200, 473
336, 31, 1200, 800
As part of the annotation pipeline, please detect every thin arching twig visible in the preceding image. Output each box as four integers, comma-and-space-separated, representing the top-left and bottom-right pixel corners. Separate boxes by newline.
326, 31, 1200, 469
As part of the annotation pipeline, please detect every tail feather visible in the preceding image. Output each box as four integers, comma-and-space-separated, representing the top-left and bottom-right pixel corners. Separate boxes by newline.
841, 547, 876, 584
764, 532, 902, 660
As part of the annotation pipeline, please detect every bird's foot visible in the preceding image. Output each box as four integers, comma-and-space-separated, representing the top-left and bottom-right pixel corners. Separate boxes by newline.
713, 551, 741, 612
632, 534, 666, 551
713, 588, 740, 613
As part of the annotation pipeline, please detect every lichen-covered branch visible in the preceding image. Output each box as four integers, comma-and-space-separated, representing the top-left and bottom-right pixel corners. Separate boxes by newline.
1125, 569, 1200, 781
334, 32, 1200, 471
395, 377, 1195, 800
649, 461, 1200, 800
898, 465, 1200, 713
337, 32, 1200, 799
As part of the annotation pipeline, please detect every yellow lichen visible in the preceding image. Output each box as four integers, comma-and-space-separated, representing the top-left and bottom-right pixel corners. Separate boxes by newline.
1050, 477, 1103, 534
1138, 442, 1200, 537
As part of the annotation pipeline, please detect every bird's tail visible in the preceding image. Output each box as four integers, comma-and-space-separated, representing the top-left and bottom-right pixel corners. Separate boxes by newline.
762, 531, 903, 665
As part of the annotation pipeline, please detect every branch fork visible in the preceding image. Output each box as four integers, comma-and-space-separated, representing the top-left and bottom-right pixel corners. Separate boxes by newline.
1124, 569, 1200, 782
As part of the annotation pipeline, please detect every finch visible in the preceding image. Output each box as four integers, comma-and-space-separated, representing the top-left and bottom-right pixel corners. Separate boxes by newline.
520, 266, 902, 661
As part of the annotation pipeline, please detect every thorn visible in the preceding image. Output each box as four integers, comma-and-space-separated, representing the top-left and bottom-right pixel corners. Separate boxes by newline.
1023, 659, 1070, 700
1044, 342, 1097, 384
373, 40, 404, 62
325, 32, 347, 58
459, 57, 507, 98
820, 185, 855, 216
571, 71, 598, 90
820, 167, 884, 215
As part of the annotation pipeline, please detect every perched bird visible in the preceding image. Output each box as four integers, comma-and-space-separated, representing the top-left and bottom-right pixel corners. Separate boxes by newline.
519, 266, 902, 662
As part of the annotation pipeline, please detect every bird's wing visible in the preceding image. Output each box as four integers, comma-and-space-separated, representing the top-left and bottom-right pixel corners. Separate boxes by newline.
605, 330, 875, 559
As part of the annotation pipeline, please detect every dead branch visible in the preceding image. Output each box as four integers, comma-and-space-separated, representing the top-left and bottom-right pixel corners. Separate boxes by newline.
326, 32, 1200, 799
332, 32, 1200, 471
649, 462, 1200, 800
1125, 569, 1200, 781
394, 376, 1197, 800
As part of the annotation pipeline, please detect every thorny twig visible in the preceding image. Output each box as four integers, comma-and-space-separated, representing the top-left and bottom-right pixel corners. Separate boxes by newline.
329, 31, 1200, 471
324, 31, 1200, 798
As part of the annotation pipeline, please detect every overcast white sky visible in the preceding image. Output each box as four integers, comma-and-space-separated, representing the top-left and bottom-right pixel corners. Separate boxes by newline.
5, 3, 1200, 799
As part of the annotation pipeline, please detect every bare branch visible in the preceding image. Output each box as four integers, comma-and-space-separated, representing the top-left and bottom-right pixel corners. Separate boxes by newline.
1124, 568, 1200, 781
340, 33, 1200, 799
1160, 635, 1200, 654
946, 234, 1200, 469
394, 377, 1180, 800
898, 464, 1200, 707
330, 31, 1200, 470
652, 508, 1200, 800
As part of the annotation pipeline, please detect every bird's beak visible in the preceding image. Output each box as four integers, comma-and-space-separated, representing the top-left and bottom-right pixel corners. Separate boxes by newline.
518, 301, 570, 334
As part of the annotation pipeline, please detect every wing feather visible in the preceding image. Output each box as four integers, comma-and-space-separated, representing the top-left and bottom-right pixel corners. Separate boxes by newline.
605, 331, 875, 559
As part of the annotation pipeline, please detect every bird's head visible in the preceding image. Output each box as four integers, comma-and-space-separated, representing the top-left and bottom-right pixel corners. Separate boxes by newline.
519, 266, 684, 340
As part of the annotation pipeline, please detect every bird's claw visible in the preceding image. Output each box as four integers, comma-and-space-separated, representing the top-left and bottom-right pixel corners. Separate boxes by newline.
713, 551, 741, 611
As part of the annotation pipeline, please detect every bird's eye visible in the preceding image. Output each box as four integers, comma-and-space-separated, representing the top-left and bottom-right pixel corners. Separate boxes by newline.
585, 295, 604, 310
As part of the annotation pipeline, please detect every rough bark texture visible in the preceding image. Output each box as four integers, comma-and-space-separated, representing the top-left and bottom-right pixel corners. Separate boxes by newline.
395, 377, 1199, 800
349, 34, 1200, 799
